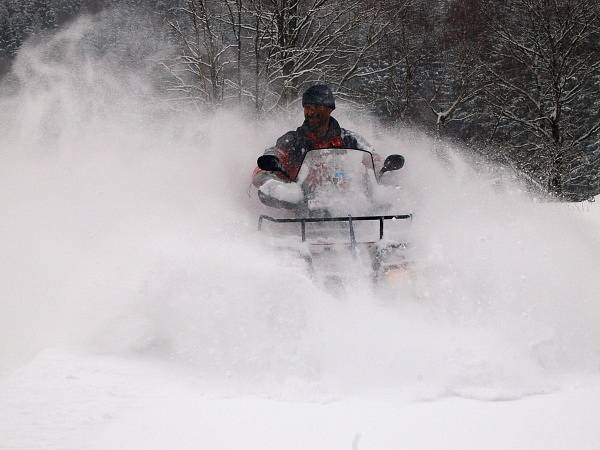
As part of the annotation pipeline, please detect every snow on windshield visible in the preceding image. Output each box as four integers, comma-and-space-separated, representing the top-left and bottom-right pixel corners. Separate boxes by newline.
296, 148, 377, 215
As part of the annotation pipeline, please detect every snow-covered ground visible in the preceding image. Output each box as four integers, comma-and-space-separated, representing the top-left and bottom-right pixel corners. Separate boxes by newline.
1, 21, 600, 450
2, 348, 600, 450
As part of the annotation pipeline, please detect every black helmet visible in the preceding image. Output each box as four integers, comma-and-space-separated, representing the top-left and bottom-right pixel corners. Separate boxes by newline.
302, 84, 335, 109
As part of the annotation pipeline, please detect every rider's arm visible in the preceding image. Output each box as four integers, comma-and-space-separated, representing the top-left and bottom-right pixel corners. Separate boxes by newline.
252, 132, 304, 209
252, 131, 300, 188
253, 155, 303, 209
252, 147, 292, 188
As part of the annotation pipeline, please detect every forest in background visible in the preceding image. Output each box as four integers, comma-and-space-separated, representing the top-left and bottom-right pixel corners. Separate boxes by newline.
1, 0, 599, 201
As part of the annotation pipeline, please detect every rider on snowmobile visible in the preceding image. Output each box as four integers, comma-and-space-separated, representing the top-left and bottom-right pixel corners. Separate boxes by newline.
253, 84, 380, 209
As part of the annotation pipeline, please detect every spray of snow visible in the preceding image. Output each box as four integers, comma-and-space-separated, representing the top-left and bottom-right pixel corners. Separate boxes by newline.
1, 17, 599, 410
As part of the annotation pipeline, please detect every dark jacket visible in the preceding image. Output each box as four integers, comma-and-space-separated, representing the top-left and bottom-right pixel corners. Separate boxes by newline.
252, 117, 376, 188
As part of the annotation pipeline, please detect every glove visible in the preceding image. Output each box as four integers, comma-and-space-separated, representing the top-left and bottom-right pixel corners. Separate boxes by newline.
258, 179, 303, 204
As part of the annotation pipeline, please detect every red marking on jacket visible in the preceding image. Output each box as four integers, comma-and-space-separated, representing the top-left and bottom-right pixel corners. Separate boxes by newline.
305, 133, 344, 149
275, 148, 294, 180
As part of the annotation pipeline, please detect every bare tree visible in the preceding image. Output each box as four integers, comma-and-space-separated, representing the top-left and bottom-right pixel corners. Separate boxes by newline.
244, 0, 408, 112
224, 0, 243, 101
422, 0, 489, 139
483, 0, 600, 198
336, 0, 460, 128
165, 0, 235, 106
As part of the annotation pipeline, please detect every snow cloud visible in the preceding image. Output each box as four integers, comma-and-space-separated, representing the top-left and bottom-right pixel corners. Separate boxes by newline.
1, 13, 599, 405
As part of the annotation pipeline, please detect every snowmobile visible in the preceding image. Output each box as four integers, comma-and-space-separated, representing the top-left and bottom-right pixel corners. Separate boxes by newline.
256, 147, 412, 287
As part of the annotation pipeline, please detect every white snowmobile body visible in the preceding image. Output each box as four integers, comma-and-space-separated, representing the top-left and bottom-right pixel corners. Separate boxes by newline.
257, 148, 412, 287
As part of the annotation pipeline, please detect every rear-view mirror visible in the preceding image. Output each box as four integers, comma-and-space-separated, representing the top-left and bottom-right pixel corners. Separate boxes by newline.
380, 154, 405, 175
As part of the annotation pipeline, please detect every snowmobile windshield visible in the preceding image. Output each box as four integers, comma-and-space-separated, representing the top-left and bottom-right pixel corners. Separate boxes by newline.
296, 148, 377, 215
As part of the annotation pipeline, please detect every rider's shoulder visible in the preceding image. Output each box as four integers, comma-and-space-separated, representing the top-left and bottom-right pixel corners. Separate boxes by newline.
275, 130, 299, 149
340, 128, 374, 152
